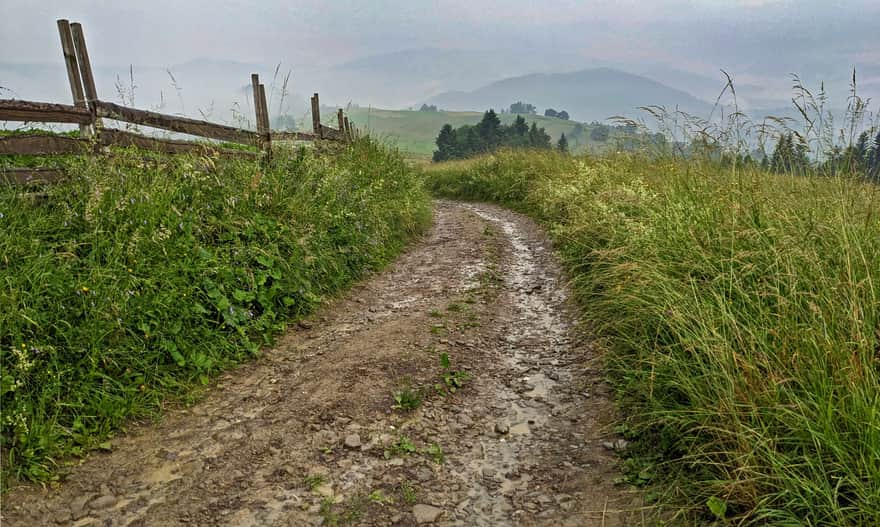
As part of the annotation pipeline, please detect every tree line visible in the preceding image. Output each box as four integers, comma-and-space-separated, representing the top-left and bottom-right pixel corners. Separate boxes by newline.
433, 110, 569, 162
768, 130, 880, 180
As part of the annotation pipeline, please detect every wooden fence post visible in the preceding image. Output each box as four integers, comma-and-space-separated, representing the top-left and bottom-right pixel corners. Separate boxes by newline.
311, 93, 322, 139
258, 83, 271, 154
56, 19, 90, 137
343, 117, 351, 141
337, 109, 345, 138
250, 74, 268, 152
69, 22, 101, 130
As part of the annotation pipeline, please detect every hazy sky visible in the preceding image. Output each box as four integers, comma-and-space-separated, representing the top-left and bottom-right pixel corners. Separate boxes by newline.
2, 0, 878, 108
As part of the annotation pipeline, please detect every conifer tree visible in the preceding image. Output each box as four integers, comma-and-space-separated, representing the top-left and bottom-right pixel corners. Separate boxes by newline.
557, 133, 569, 153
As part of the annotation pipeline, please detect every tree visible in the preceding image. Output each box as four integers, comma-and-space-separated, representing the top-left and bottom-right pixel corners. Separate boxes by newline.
432, 124, 457, 162
557, 110, 570, 121
557, 133, 568, 153
544, 108, 558, 118
868, 131, 880, 181
477, 110, 502, 150
770, 133, 809, 174
528, 122, 551, 149
420, 103, 438, 112
509, 102, 536, 114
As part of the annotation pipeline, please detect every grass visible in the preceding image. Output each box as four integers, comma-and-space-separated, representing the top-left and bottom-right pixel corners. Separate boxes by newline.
424, 149, 880, 525
0, 138, 431, 483
345, 107, 616, 159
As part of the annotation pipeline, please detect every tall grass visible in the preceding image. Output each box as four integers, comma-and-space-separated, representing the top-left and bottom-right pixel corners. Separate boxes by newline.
1, 140, 430, 482
426, 150, 880, 525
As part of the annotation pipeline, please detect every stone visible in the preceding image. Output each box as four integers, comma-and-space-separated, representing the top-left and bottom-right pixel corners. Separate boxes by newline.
413, 504, 444, 524
344, 434, 362, 449
494, 421, 510, 435
89, 495, 117, 510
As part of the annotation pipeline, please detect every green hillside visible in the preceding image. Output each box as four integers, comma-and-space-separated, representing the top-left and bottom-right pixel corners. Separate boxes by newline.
344, 107, 614, 158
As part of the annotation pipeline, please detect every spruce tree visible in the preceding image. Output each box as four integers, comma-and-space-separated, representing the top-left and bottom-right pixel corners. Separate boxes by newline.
557, 133, 569, 153
433, 124, 457, 162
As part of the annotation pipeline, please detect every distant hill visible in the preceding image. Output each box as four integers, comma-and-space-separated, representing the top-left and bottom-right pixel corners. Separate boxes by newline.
345, 107, 618, 159
426, 67, 715, 122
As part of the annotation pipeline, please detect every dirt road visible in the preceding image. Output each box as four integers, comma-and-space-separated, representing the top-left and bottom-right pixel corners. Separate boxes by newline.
3, 201, 641, 526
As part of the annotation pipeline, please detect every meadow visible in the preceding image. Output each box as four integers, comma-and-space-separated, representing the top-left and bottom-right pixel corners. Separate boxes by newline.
425, 149, 880, 525
0, 140, 431, 482
344, 107, 613, 158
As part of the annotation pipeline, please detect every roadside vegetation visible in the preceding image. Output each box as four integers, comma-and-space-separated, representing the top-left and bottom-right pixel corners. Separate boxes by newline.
0, 139, 431, 482
424, 136, 879, 523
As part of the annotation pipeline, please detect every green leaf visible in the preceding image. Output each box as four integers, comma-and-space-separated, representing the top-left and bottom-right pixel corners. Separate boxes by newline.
707, 496, 727, 519
255, 254, 274, 267
232, 289, 254, 302
170, 350, 186, 367
439, 352, 451, 370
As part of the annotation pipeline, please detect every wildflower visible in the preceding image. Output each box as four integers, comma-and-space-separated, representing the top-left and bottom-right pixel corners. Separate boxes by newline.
128, 268, 133, 273
82, 286, 89, 293
0, 212, 4, 219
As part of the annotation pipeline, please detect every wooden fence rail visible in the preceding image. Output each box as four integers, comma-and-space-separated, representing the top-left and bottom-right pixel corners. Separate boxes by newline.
1, 18, 363, 185
94, 101, 259, 146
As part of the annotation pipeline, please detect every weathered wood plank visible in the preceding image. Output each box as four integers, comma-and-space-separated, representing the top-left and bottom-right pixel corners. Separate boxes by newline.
0, 134, 91, 155
99, 128, 258, 158
57, 19, 91, 136
258, 83, 271, 152
69, 23, 98, 104
0, 99, 93, 124
0, 168, 67, 185
95, 100, 259, 145
311, 93, 321, 138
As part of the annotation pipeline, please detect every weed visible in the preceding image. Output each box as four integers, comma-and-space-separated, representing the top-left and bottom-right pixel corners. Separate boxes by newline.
384, 435, 417, 458
399, 480, 418, 504
368, 489, 395, 506
392, 385, 422, 411
424, 443, 445, 464
304, 473, 326, 491
428, 309, 442, 318
446, 302, 463, 312
436, 352, 468, 395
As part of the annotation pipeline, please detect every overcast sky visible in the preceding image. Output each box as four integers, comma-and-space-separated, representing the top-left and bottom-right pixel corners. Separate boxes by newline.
2, 0, 878, 108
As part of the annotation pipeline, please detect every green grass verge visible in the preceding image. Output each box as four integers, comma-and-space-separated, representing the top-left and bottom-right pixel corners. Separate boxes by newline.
425, 150, 880, 525
1, 140, 430, 482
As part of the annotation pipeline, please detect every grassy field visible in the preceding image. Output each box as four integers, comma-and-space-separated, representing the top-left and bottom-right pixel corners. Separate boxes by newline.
0, 141, 431, 482
344, 107, 613, 158
425, 150, 880, 525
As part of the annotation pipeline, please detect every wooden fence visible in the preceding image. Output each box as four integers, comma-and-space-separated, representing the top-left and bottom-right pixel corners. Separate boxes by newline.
0, 19, 361, 185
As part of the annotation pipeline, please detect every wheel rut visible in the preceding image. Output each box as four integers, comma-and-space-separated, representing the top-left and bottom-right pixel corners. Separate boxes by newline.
2, 200, 641, 526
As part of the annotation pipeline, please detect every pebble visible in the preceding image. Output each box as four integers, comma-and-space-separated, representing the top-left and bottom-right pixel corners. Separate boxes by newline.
413, 504, 444, 524
88, 495, 117, 510
344, 434, 362, 449
494, 421, 510, 435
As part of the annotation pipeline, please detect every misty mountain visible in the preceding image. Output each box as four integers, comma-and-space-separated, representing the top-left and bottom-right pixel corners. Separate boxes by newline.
426, 67, 715, 122
323, 47, 592, 108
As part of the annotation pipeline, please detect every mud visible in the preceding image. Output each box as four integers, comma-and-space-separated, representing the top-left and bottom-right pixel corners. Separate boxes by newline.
2, 201, 643, 526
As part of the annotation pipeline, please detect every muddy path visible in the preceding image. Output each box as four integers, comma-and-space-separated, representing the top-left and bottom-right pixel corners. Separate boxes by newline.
3, 201, 642, 526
